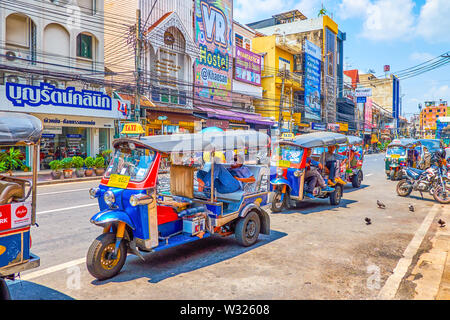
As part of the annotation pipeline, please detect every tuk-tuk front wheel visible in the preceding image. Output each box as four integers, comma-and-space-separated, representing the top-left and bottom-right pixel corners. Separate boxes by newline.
87, 233, 127, 281
271, 187, 289, 213
235, 211, 261, 247
329, 184, 343, 206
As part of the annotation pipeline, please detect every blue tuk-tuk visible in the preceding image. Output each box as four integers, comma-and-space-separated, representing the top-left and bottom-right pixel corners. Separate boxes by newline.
269, 132, 349, 213
87, 130, 271, 280
0, 112, 41, 299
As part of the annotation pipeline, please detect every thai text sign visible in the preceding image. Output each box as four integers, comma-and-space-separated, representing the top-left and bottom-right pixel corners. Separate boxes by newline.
6, 82, 112, 110
194, 0, 233, 106
234, 46, 261, 86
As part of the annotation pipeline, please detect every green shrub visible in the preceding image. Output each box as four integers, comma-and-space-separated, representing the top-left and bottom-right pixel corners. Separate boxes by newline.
61, 157, 73, 169
94, 156, 105, 169
49, 160, 63, 171
0, 148, 23, 172
0, 161, 7, 172
72, 156, 84, 169
84, 156, 95, 168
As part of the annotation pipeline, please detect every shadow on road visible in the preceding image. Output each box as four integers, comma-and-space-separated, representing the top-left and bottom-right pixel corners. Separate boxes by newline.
90, 230, 287, 285
343, 184, 370, 193
270, 198, 357, 215
7, 280, 75, 300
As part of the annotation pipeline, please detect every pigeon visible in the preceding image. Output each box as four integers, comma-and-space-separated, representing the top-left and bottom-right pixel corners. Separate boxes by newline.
409, 204, 415, 212
365, 217, 372, 225
438, 219, 446, 228
377, 200, 386, 209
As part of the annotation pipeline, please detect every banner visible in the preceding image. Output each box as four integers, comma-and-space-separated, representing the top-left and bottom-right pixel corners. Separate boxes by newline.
304, 40, 321, 121
194, 0, 233, 106
234, 46, 261, 86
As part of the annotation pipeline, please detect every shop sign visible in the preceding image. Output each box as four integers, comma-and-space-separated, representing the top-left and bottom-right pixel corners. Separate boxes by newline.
304, 40, 321, 121
235, 46, 262, 86
281, 132, 295, 140
338, 123, 349, 132
6, 82, 112, 111
327, 123, 340, 132
0, 202, 32, 232
356, 97, 367, 103
355, 88, 372, 97
66, 134, 83, 139
194, 0, 233, 106
311, 122, 326, 131
43, 127, 62, 135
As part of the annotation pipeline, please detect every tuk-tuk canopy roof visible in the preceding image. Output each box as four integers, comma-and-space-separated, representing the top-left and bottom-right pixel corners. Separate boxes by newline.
282, 132, 348, 148
0, 112, 43, 146
113, 130, 270, 153
388, 138, 419, 148
346, 135, 363, 145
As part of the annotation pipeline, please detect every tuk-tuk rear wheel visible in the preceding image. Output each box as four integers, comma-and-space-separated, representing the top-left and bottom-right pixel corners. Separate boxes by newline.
351, 171, 363, 188
86, 233, 127, 281
329, 184, 343, 206
235, 211, 261, 247
0, 278, 11, 300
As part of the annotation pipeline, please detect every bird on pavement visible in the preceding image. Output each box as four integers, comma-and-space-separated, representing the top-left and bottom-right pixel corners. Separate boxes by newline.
438, 219, 446, 228
409, 204, 415, 212
365, 217, 372, 225
377, 200, 386, 209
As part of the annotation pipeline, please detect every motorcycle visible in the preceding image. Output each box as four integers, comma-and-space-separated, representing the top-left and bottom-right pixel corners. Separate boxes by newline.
396, 162, 450, 204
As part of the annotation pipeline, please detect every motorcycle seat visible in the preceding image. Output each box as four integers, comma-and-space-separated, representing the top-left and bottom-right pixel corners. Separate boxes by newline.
408, 167, 425, 175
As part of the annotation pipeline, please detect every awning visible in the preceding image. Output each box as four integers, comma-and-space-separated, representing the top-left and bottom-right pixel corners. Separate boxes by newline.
195, 106, 275, 126
115, 93, 155, 108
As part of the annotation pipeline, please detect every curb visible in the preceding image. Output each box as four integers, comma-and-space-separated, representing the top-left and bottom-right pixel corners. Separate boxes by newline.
37, 176, 102, 186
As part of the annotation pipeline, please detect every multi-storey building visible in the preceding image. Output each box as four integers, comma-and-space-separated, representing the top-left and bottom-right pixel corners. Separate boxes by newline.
420, 100, 449, 138
0, 0, 122, 170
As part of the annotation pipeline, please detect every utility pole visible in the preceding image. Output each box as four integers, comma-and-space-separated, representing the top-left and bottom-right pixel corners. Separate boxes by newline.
277, 65, 287, 135
134, 9, 142, 123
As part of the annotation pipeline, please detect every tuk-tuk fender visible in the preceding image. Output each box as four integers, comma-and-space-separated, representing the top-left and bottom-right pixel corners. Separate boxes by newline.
239, 204, 270, 235
90, 209, 136, 230
270, 178, 291, 188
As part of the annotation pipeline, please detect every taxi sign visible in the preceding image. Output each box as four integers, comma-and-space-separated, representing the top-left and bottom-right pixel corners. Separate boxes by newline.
121, 123, 145, 135
281, 132, 295, 140
107, 174, 131, 189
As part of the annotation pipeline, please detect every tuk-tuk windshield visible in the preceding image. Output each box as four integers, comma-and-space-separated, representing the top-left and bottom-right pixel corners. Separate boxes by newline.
271, 145, 304, 168
387, 146, 406, 156
105, 148, 156, 182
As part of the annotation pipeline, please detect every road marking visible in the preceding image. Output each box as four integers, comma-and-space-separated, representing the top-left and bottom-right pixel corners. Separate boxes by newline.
38, 180, 100, 188
39, 188, 89, 196
377, 204, 441, 300
365, 173, 374, 177
37, 203, 97, 215
11, 258, 87, 282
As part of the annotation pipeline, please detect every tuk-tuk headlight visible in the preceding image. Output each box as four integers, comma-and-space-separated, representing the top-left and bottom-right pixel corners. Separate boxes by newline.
104, 191, 115, 207
294, 170, 301, 177
89, 187, 100, 199
276, 168, 284, 177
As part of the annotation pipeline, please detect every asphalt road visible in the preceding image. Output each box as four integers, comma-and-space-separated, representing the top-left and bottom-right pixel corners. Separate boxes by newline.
7, 153, 446, 300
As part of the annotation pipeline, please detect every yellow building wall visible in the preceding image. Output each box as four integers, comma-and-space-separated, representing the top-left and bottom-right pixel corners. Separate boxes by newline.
252, 35, 295, 122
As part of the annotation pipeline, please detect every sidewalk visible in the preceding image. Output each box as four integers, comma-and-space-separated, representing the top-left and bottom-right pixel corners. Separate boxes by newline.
6, 169, 102, 186
403, 204, 450, 300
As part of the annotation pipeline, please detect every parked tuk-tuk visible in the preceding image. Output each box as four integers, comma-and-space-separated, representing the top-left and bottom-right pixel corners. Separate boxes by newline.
385, 139, 423, 180
337, 135, 365, 188
87, 129, 271, 280
0, 112, 42, 299
270, 132, 349, 213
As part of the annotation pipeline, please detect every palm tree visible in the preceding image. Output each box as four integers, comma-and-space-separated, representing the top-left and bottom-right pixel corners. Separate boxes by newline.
318, 5, 327, 17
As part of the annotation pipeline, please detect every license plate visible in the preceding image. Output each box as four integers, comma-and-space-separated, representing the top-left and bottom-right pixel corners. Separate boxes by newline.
107, 174, 131, 189
391, 155, 400, 159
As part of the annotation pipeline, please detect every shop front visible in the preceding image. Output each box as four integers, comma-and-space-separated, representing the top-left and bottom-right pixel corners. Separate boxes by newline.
0, 81, 126, 170
145, 108, 201, 135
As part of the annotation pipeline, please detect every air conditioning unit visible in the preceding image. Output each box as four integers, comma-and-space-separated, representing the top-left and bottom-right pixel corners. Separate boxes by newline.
44, 78, 61, 88
5, 73, 23, 84
5, 50, 19, 62
248, 105, 255, 112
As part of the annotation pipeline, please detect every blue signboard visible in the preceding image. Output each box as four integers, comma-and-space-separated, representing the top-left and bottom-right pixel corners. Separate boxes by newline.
357, 97, 367, 103
66, 134, 83, 139
311, 122, 326, 131
304, 40, 322, 121
392, 76, 400, 128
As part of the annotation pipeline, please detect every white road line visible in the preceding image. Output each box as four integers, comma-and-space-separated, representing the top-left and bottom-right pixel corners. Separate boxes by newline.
37, 203, 97, 215
38, 188, 89, 196
365, 173, 374, 177
377, 204, 441, 300
12, 258, 87, 282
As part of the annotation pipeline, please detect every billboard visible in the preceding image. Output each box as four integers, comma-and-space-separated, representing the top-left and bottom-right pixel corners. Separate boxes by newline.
304, 40, 321, 121
194, 0, 233, 106
234, 46, 261, 86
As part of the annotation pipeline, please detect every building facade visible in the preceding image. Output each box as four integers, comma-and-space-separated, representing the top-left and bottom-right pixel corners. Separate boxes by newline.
420, 100, 449, 138
0, 0, 123, 170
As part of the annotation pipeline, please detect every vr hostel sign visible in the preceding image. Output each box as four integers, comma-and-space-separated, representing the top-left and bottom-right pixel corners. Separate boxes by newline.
303, 39, 321, 121
6, 82, 112, 111
194, 0, 233, 106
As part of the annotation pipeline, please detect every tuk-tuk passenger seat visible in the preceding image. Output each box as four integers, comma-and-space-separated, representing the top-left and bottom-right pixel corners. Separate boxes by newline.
0, 179, 24, 205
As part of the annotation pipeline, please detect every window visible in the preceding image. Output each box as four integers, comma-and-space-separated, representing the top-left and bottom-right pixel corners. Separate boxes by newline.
235, 34, 243, 48
76, 33, 93, 59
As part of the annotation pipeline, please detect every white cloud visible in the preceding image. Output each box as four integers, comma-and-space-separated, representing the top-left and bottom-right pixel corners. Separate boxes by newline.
338, 0, 370, 19
417, 0, 450, 42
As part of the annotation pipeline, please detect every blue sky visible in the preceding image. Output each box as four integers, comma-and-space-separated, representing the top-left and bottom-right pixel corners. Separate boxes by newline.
234, 0, 450, 118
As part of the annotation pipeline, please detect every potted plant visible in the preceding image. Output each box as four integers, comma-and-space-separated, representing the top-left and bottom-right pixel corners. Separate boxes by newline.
49, 160, 63, 180
102, 149, 113, 162
0, 161, 7, 174
72, 156, 85, 178
0, 148, 23, 175
84, 156, 95, 177
61, 157, 73, 179
94, 156, 106, 176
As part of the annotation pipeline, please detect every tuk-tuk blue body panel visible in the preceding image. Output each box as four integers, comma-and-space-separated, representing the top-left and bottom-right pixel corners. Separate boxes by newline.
270, 168, 301, 197
0, 227, 30, 269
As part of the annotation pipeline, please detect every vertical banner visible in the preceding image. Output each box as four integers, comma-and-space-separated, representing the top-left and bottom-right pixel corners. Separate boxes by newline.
303, 40, 322, 121
194, 0, 233, 107
392, 76, 400, 130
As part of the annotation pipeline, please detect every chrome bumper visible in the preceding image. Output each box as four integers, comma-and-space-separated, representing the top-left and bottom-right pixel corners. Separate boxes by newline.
0, 253, 40, 277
